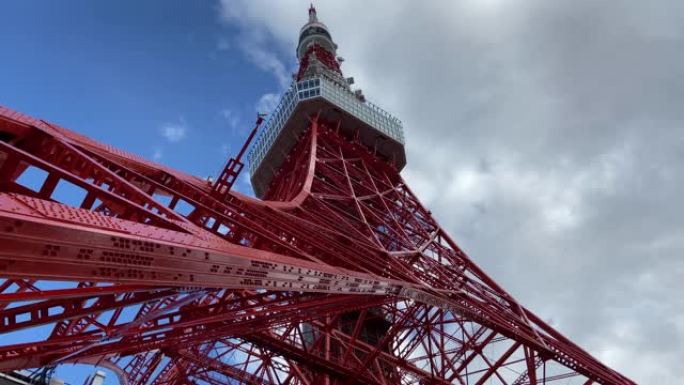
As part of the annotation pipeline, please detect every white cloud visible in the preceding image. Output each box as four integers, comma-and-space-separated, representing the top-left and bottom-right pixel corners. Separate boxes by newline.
218, 1, 293, 88
221, 108, 240, 131
152, 147, 163, 161
217, 1, 684, 383
236, 170, 253, 195
242, 45, 291, 88
255, 93, 279, 113
160, 123, 187, 142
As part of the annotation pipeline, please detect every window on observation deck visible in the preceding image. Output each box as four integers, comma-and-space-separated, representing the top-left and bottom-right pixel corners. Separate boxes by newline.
248, 75, 404, 176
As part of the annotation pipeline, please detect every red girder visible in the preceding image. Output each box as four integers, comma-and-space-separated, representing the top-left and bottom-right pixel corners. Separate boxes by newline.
0, 287, 178, 335
212, 115, 264, 200
0, 97, 635, 385
296, 44, 343, 81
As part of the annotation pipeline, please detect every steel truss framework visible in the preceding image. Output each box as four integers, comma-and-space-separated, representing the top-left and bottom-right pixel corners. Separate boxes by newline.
0, 105, 634, 385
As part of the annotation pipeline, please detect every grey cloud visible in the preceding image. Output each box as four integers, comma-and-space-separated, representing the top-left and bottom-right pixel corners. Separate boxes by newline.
219, 1, 684, 383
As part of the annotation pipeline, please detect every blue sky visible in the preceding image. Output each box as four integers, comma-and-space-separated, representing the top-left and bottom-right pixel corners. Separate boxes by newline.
0, 0, 292, 196
0, 1, 293, 383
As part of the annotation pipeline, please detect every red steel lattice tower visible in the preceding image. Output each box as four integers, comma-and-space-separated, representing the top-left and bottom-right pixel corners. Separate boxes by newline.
0, 6, 635, 385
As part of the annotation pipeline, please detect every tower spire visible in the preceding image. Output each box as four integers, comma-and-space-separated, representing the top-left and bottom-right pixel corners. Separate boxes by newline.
308, 3, 318, 22
296, 5, 344, 82
0, 3, 635, 385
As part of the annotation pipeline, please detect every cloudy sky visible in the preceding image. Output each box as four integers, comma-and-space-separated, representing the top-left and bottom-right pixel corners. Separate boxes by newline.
2, 1, 683, 384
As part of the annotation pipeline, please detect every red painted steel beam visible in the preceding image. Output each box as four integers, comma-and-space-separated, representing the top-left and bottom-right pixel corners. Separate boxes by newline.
0, 284, 161, 303
0, 99, 636, 385
0, 288, 178, 334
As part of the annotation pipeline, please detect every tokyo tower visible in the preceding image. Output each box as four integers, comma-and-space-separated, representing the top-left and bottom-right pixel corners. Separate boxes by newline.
0, 5, 636, 385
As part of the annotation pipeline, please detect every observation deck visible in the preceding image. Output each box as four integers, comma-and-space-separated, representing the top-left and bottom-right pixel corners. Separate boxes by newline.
248, 74, 406, 198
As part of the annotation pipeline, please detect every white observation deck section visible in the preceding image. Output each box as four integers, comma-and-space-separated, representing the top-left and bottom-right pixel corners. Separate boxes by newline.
248, 74, 406, 198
